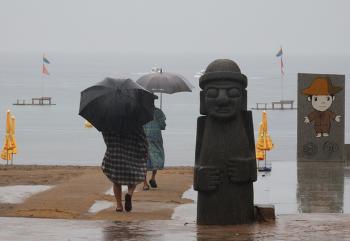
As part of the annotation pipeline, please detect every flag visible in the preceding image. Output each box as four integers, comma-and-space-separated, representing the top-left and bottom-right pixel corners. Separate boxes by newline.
276, 48, 283, 57
42, 64, 50, 75
276, 47, 284, 75
43, 55, 50, 64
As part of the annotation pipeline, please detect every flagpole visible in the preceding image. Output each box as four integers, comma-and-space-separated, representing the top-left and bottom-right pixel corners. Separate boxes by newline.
280, 65, 284, 102
41, 54, 50, 98
160, 92, 163, 110
277, 46, 284, 102
41, 64, 44, 98
42, 53, 45, 98
280, 46, 283, 102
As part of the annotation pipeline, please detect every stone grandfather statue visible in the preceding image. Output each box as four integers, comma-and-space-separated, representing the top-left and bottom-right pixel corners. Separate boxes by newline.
194, 59, 257, 225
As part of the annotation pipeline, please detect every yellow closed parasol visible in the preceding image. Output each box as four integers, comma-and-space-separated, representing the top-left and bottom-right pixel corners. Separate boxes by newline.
11, 116, 17, 154
1, 110, 17, 165
256, 111, 274, 171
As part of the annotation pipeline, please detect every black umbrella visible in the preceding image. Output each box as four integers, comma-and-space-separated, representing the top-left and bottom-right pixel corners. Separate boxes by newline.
136, 69, 193, 108
79, 77, 155, 132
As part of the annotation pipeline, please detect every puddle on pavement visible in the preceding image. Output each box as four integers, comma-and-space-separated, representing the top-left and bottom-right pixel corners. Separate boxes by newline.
0, 185, 52, 204
0, 217, 267, 241
255, 161, 350, 214
1, 215, 347, 241
172, 185, 196, 223
254, 161, 299, 214
344, 177, 350, 212
88, 200, 114, 214
174, 160, 350, 216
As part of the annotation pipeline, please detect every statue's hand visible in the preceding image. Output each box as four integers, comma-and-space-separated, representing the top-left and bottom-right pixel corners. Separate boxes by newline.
194, 166, 222, 191
304, 117, 310, 124
226, 158, 257, 183
335, 115, 341, 122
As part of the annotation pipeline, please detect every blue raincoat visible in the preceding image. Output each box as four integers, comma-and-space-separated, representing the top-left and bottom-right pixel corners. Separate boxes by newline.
143, 108, 166, 170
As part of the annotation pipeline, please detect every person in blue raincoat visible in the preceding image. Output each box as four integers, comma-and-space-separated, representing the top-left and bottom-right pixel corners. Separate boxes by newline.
143, 107, 166, 190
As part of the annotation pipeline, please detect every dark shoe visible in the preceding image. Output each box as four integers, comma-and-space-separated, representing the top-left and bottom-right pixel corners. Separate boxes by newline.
125, 194, 132, 212
149, 179, 157, 188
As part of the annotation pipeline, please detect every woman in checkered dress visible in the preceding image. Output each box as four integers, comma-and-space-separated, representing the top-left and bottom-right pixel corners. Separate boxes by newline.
101, 126, 148, 212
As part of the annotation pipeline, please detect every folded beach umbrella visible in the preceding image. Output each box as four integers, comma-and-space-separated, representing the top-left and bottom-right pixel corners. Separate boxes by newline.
1, 110, 16, 164
79, 77, 156, 132
10, 116, 17, 154
256, 111, 274, 151
256, 111, 274, 172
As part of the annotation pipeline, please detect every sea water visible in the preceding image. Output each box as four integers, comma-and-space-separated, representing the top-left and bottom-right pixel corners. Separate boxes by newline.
0, 53, 349, 166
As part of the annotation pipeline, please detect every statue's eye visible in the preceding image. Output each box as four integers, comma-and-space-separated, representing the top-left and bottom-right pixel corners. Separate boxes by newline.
327, 96, 330, 101
227, 88, 241, 98
206, 88, 218, 98
314, 97, 318, 101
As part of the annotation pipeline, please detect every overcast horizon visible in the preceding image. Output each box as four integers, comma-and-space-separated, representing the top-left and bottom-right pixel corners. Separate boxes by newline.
1, 0, 350, 55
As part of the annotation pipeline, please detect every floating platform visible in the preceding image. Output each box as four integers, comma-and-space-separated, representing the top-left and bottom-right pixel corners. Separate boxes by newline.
252, 100, 296, 110
13, 97, 56, 106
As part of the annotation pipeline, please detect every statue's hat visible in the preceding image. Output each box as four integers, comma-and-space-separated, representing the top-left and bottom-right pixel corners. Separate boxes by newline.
302, 77, 342, 95
199, 59, 247, 89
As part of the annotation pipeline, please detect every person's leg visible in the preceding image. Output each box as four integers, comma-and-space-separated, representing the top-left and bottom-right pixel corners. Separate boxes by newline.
127, 184, 137, 195
143, 174, 150, 190
125, 184, 137, 212
151, 170, 157, 180
149, 170, 158, 188
113, 183, 123, 211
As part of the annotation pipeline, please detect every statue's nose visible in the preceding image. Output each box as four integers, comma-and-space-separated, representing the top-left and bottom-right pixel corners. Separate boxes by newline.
216, 89, 229, 105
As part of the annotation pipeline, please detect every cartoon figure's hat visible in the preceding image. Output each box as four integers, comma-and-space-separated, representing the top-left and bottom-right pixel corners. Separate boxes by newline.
302, 77, 342, 95
199, 59, 247, 89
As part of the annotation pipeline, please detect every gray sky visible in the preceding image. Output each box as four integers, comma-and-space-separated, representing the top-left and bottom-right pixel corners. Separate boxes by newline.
1, 0, 349, 54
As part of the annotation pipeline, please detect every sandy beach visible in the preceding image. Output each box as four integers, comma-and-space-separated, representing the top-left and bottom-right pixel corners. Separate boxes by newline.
0, 165, 193, 221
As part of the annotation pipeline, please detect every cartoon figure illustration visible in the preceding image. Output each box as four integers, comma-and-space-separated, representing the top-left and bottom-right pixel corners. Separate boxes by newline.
302, 77, 343, 137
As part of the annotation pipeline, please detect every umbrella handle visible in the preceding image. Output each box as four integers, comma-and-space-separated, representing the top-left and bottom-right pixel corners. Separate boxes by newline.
160, 92, 163, 110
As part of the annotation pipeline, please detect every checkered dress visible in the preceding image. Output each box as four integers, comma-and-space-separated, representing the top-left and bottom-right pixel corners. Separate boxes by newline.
101, 128, 148, 185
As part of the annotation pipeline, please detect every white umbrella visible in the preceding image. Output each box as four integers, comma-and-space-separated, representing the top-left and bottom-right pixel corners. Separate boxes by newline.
136, 69, 193, 108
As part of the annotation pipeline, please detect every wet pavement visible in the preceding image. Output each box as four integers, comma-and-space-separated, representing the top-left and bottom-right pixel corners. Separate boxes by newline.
172, 161, 350, 215
1, 161, 350, 240
0, 185, 52, 204
255, 161, 350, 214
1, 215, 350, 241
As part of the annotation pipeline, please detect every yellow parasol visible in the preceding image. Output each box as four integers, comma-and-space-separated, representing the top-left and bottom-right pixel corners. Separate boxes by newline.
256, 111, 274, 171
1, 110, 16, 164
256, 124, 266, 160
11, 116, 17, 154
